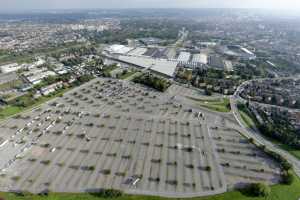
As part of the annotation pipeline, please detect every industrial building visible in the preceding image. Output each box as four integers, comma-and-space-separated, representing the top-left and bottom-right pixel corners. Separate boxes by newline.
0, 63, 22, 73
192, 54, 208, 64
177, 52, 191, 62
118, 55, 178, 77
106, 44, 133, 55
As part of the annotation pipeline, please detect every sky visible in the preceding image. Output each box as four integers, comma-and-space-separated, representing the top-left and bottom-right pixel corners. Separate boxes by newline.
1, 0, 300, 11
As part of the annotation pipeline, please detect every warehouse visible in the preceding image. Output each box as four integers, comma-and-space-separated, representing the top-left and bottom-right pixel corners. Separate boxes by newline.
118, 55, 178, 77
106, 44, 133, 55
192, 54, 208, 64
0, 63, 22, 73
177, 52, 191, 62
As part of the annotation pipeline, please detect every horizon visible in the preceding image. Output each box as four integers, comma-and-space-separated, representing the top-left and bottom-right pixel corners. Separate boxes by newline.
1, 0, 300, 12
0, 7, 299, 15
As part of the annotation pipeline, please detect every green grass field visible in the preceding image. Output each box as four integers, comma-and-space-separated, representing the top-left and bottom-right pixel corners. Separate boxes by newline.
236, 103, 257, 129
187, 96, 231, 113
0, 106, 23, 119
239, 110, 256, 129
0, 172, 299, 200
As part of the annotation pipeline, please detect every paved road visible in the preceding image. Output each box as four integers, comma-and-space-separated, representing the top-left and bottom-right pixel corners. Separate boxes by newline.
230, 85, 300, 178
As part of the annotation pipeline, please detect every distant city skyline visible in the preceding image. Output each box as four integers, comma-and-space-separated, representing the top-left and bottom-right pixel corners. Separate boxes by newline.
1, 0, 300, 11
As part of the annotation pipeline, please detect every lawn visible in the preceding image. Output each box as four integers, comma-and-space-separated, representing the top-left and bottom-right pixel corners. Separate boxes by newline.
0, 172, 299, 200
187, 96, 231, 113
239, 110, 256, 129
236, 103, 257, 129
0, 106, 23, 119
278, 144, 300, 160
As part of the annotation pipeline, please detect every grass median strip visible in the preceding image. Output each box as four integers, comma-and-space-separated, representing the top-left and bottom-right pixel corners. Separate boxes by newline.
237, 103, 257, 129
278, 143, 300, 160
120, 71, 138, 80
186, 96, 231, 112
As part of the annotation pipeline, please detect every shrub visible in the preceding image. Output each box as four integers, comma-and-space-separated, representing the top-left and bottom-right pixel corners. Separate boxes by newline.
282, 170, 294, 185
133, 73, 171, 92
101, 169, 111, 175
166, 180, 178, 185
11, 176, 21, 182
167, 161, 177, 166
260, 146, 292, 171
185, 164, 194, 169
121, 155, 131, 159
115, 172, 126, 177
93, 189, 123, 198
205, 166, 212, 171
249, 138, 254, 143
148, 177, 160, 182
151, 159, 161, 163
184, 147, 194, 152
41, 160, 51, 165
85, 166, 95, 171
247, 183, 271, 197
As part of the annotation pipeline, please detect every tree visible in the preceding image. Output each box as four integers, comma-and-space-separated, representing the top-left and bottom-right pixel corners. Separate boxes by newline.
204, 88, 212, 96
282, 170, 294, 185
247, 183, 271, 197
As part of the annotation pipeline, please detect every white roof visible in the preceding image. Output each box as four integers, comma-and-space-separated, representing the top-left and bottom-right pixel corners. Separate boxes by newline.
118, 55, 178, 77
27, 71, 56, 83
177, 52, 191, 62
0, 63, 21, 73
127, 48, 148, 56
240, 47, 254, 55
107, 45, 133, 54
192, 54, 208, 64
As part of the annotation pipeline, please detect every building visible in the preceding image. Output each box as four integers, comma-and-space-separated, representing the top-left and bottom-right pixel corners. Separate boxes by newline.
25, 70, 56, 85
40, 81, 63, 96
105, 45, 133, 55
220, 45, 256, 60
177, 52, 191, 62
192, 54, 208, 64
0, 63, 21, 73
117, 55, 178, 77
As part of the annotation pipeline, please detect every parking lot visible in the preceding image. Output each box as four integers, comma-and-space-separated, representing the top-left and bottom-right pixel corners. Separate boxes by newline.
0, 78, 281, 197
